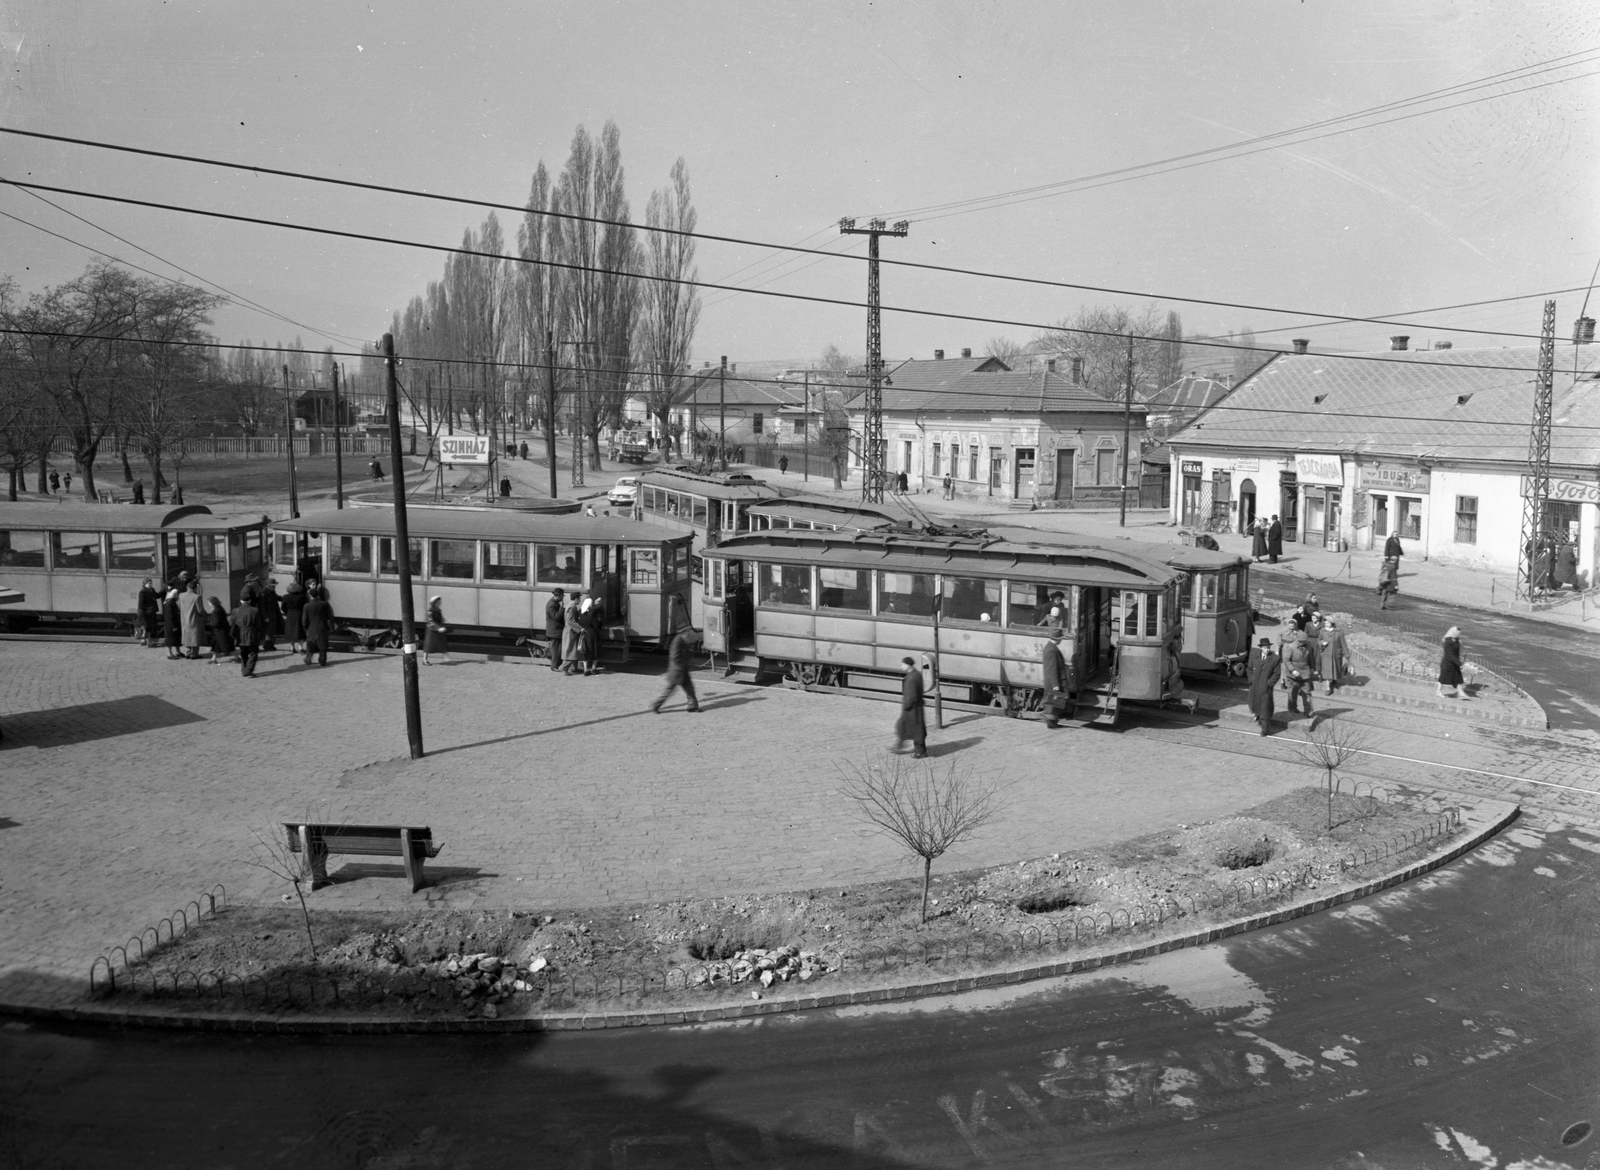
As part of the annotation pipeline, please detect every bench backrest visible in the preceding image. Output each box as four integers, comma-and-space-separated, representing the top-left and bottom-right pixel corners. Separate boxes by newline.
282, 823, 433, 853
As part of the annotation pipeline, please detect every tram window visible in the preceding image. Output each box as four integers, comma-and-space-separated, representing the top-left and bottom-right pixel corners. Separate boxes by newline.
817, 567, 871, 612
692, 497, 708, 527
429, 540, 476, 579
195, 534, 227, 573
630, 548, 659, 585
876, 571, 937, 618
378, 537, 422, 576
706, 559, 725, 601
50, 532, 103, 570
108, 532, 156, 572
941, 575, 1002, 624
163, 533, 196, 577
641, 486, 657, 514
759, 563, 812, 608
1121, 591, 1142, 636
1007, 583, 1071, 629
674, 543, 689, 577
535, 543, 582, 585
272, 532, 297, 565
483, 542, 529, 583
0, 530, 45, 567
1146, 592, 1160, 637
243, 528, 264, 570
1199, 574, 1217, 611
330, 536, 373, 574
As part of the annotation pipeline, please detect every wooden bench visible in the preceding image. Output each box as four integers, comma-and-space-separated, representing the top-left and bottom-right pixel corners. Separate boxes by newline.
283, 823, 441, 893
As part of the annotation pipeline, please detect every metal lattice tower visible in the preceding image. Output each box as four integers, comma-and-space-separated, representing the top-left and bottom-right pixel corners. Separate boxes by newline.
1516, 299, 1558, 600
840, 216, 908, 503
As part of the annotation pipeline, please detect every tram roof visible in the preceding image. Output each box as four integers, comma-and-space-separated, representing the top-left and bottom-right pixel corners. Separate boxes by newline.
710, 531, 1180, 589
275, 507, 684, 545
0, 502, 258, 532
637, 467, 795, 502
745, 502, 898, 530
1159, 547, 1251, 571
984, 526, 1248, 573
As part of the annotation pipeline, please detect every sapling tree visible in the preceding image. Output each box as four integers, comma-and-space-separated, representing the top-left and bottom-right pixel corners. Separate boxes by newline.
249, 822, 322, 962
1292, 717, 1372, 830
839, 752, 1005, 924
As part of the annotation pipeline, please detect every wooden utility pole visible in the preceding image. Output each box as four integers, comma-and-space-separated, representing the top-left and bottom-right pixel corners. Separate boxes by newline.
1118, 332, 1134, 528
382, 333, 424, 759
718, 355, 727, 470
332, 364, 345, 509
803, 370, 811, 482
282, 364, 299, 518
545, 331, 558, 499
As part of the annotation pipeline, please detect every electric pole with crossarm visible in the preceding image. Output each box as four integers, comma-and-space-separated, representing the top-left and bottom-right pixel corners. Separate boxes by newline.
839, 216, 908, 504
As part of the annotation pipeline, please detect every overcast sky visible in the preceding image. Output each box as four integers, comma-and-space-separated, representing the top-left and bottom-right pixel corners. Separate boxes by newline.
2, 0, 1596, 373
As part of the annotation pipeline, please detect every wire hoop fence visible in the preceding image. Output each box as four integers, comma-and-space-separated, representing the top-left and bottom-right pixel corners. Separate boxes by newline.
88, 886, 226, 996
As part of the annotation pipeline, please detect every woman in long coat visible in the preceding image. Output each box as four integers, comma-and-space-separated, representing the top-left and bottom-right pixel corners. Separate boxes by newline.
1437, 626, 1464, 699
162, 589, 183, 659
1250, 520, 1268, 561
282, 581, 306, 653
422, 596, 449, 665
1247, 637, 1280, 736
178, 581, 205, 659
579, 596, 603, 675
561, 596, 584, 675
136, 578, 160, 647
1318, 619, 1349, 695
206, 597, 235, 664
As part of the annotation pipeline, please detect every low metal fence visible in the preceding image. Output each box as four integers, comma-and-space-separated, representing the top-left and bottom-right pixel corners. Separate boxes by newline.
88, 885, 226, 995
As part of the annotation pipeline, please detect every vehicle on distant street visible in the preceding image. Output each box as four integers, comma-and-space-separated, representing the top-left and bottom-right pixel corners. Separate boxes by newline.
608, 476, 640, 508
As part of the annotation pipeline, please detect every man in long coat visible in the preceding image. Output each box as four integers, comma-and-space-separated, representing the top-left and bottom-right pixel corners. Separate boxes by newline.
229, 592, 261, 679
1251, 519, 1268, 561
894, 656, 927, 757
1041, 629, 1075, 728
1319, 619, 1349, 695
258, 578, 283, 652
302, 586, 334, 667
1247, 637, 1280, 736
1267, 515, 1284, 563
1384, 532, 1404, 560
544, 588, 565, 671
650, 626, 700, 713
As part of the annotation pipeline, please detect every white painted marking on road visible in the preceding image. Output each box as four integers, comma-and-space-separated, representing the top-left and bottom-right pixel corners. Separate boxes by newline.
1534, 866, 1558, 877
1449, 1128, 1497, 1168
1321, 1045, 1359, 1067
1564, 838, 1600, 855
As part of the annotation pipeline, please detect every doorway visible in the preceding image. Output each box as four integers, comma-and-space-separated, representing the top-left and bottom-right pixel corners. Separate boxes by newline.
1237, 477, 1257, 532
1014, 448, 1036, 499
1054, 449, 1076, 502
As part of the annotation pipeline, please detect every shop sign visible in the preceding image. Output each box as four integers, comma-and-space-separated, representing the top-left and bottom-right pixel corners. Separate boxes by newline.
1232, 458, 1260, 472
1294, 452, 1344, 486
1358, 463, 1431, 494
1520, 476, 1600, 505
439, 434, 490, 464
1180, 460, 1203, 476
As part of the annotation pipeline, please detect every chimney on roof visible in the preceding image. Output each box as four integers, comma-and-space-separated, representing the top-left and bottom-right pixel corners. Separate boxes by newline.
961, 347, 972, 358
1390, 335, 1410, 351
933, 349, 944, 360
1070, 356, 1084, 384
1435, 341, 1453, 350
730, 363, 737, 374
1575, 317, 1596, 345
1046, 358, 1057, 373
1291, 339, 1309, 354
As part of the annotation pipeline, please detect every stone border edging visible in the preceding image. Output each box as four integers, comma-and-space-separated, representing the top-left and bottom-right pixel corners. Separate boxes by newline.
0, 799, 1518, 1035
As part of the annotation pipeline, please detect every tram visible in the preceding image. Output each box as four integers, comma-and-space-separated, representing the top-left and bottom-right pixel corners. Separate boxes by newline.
700, 528, 1185, 725
1161, 547, 1254, 676
0, 502, 268, 630
632, 467, 788, 558
269, 507, 694, 645
745, 498, 901, 535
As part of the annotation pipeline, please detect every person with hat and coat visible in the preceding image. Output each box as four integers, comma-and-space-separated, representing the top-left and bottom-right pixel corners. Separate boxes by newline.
578, 595, 603, 675
178, 579, 205, 659
258, 578, 283, 652
1247, 637, 1280, 736
1041, 629, 1075, 728
1266, 515, 1283, 563
422, 596, 448, 665
1437, 626, 1465, 699
560, 594, 584, 675
1283, 629, 1317, 718
136, 578, 160, 647
302, 586, 335, 667
893, 657, 927, 757
230, 589, 261, 678
650, 625, 701, 713
282, 580, 307, 654
544, 588, 566, 670
1250, 519, 1269, 562
1319, 619, 1349, 695
161, 587, 183, 659
206, 596, 236, 664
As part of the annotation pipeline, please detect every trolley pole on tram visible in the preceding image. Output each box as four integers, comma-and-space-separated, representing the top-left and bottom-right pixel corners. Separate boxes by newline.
382, 333, 425, 759
282, 365, 300, 518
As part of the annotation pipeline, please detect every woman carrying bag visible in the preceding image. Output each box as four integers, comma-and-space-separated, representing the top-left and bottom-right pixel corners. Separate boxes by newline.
423, 596, 450, 666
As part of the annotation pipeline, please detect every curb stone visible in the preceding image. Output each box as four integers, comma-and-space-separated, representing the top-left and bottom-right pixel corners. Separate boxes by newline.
0, 798, 1517, 1034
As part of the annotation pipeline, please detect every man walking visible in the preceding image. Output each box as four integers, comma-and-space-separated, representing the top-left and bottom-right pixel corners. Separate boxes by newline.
1247, 636, 1279, 736
302, 585, 334, 667
544, 588, 565, 670
1267, 514, 1283, 564
1283, 629, 1316, 719
893, 656, 927, 757
650, 626, 701, 713
230, 590, 261, 678
1041, 629, 1075, 728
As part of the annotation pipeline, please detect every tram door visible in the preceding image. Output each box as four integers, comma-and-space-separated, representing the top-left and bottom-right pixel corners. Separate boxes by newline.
1078, 587, 1113, 680
590, 544, 623, 620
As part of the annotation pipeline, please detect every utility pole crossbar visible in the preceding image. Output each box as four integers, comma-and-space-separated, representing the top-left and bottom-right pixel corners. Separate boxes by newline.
839, 216, 909, 504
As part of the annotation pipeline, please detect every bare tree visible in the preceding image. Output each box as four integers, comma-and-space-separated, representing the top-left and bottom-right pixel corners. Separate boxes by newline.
1029, 303, 1166, 400
248, 824, 321, 962
1292, 717, 1372, 830
839, 752, 1005, 924
121, 282, 223, 503
638, 158, 701, 459
982, 335, 1026, 365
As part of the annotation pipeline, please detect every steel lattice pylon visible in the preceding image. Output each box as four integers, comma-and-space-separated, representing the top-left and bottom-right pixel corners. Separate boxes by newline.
1516, 299, 1558, 600
840, 216, 908, 503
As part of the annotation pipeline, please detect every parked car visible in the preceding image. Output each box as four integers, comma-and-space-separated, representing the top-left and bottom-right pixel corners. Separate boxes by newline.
608, 476, 640, 507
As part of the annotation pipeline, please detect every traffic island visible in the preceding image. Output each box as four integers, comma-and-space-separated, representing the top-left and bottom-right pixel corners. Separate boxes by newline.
15, 786, 1516, 1031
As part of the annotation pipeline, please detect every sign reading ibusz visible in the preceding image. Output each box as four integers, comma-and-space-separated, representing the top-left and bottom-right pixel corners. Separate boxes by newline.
439, 435, 490, 465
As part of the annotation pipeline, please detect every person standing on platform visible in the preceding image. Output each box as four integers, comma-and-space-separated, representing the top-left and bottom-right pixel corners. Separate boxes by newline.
1251, 519, 1268, 562
650, 626, 701, 713
1437, 626, 1465, 700
1267, 515, 1283, 564
302, 586, 334, 667
1319, 619, 1349, 695
1283, 630, 1316, 718
1041, 628, 1075, 728
206, 596, 236, 664
230, 590, 261, 678
422, 595, 449, 666
544, 588, 565, 671
579, 595, 603, 675
560, 594, 583, 675
893, 656, 927, 757
178, 580, 205, 660
136, 578, 160, 647
162, 587, 183, 659
1247, 636, 1280, 736
258, 578, 283, 652
282, 580, 306, 654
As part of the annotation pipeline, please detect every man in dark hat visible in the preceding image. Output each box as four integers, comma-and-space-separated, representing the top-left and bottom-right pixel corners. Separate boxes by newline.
1247, 636, 1280, 736
1267, 514, 1283, 564
893, 657, 927, 757
1041, 628, 1075, 729
1283, 629, 1316, 718
544, 588, 567, 670
650, 625, 701, 714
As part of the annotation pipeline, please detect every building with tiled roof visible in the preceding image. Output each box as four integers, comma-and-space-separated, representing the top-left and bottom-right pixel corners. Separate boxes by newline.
1142, 374, 1234, 442
1165, 341, 1600, 581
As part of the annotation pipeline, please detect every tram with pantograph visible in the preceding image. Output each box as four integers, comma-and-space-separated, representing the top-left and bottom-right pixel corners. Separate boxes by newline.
0, 502, 269, 631
270, 507, 694, 648
699, 528, 1187, 726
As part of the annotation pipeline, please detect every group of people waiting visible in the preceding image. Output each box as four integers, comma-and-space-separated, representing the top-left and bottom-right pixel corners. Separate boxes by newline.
1248, 515, 1285, 564
136, 572, 334, 677
540, 587, 608, 676
1245, 593, 1351, 734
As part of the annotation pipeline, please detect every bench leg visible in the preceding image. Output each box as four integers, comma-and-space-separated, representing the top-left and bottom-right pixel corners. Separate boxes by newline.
298, 824, 328, 891
401, 828, 425, 893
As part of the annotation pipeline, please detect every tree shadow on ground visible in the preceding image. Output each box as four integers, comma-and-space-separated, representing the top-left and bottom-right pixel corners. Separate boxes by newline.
0, 695, 204, 749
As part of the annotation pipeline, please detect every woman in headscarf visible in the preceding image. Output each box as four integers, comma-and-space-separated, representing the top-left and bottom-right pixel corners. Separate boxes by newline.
561, 593, 584, 676
282, 580, 307, 654
1250, 518, 1268, 562
178, 579, 205, 659
423, 595, 449, 665
1377, 556, 1399, 609
1437, 626, 1464, 699
206, 596, 236, 664
162, 588, 183, 659
579, 595, 603, 675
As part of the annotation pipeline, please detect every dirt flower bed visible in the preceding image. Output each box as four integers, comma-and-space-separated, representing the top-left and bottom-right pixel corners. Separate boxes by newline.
115, 787, 1457, 1018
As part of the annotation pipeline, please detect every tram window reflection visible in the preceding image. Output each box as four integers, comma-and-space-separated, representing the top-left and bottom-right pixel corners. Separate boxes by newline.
876, 571, 936, 618
429, 540, 476, 580
630, 548, 658, 585
535, 544, 582, 585
378, 537, 422, 576
109, 532, 156, 572
243, 528, 264, 570
817, 567, 871, 612
331, 536, 373, 574
692, 498, 708, 527
759, 563, 812, 608
50, 532, 103, 570
272, 532, 297, 565
1008, 583, 1070, 629
941, 575, 1001, 624
0, 530, 44, 567
482, 541, 529, 583
1121, 591, 1142, 636
1199, 574, 1217, 611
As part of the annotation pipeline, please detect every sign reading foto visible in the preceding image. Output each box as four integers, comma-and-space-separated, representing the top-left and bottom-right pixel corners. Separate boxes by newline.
439, 434, 490, 465
1521, 476, 1600, 506
1294, 453, 1344, 486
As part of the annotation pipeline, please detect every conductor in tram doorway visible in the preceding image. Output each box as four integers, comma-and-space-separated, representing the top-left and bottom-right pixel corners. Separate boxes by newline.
893, 656, 927, 757
1042, 628, 1075, 728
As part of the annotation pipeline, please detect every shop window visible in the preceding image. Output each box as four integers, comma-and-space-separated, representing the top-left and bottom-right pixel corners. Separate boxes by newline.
1007, 583, 1070, 629
989, 449, 1003, 490
876, 571, 937, 618
330, 535, 373, 574
483, 541, 529, 582
759, 563, 812, 608
817, 567, 871, 612
535, 544, 582, 584
753, 413, 763, 435
429, 539, 476, 579
0, 530, 45, 567
1397, 497, 1422, 541
941, 575, 1001, 624
378, 537, 422, 576
51, 532, 102, 570
109, 532, 156, 573
1453, 496, 1478, 544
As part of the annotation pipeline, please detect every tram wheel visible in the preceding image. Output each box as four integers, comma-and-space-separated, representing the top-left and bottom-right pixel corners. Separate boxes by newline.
798, 663, 820, 686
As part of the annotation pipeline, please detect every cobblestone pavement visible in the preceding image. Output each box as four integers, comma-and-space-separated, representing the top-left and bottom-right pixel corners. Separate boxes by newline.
2, 635, 1589, 991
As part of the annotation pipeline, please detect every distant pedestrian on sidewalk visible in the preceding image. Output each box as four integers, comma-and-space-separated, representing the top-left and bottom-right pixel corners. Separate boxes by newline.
422, 595, 448, 666
1251, 518, 1268, 562
650, 626, 701, 713
942, 473, 953, 500
1377, 557, 1399, 608
1319, 619, 1349, 695
136, 578, 160, 647
1266, 515, 1283, 563
893, 656, 927, 757
544, 588, 565, 670
1247, 637, 1280, 736
230, 591, 261, 678
1555, 539, 1580, 591
1384, 531, 1404, 560
1437, 626, 1465, 700
370, 457, 385, 482
1041, 629, 1075, 728
778, 454, 789, 474
283, 581, 307, 653
303, 586, 334, 667
1283, 630, 1316, 718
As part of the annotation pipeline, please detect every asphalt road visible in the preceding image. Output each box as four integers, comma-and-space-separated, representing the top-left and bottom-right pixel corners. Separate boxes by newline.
5, 818, 1597, 1169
